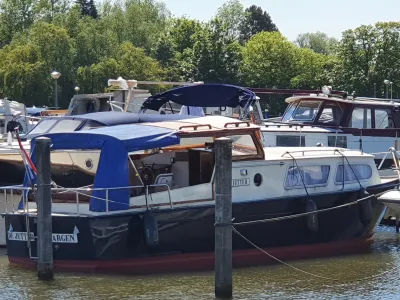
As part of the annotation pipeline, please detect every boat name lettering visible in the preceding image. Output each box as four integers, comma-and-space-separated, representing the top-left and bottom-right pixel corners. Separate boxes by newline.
232, 178, 250, 187
8, 232, 79, 243
7, 225, 79, 243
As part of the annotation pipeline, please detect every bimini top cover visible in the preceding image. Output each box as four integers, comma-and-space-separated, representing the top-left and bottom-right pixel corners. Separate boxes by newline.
25, 124, 180, 212
141, 84, 257, 112
70, 111, 197, 126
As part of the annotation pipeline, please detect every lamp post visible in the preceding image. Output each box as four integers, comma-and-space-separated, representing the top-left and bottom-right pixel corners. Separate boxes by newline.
51, 71, 61, 109
390, 82, 393, 99
384, 79, 390, 99
74, 86, 80, 94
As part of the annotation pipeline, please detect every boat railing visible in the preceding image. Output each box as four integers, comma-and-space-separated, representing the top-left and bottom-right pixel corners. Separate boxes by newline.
281, 148, 365, 158
373, 148, 400, 172
0, 183, 174, 215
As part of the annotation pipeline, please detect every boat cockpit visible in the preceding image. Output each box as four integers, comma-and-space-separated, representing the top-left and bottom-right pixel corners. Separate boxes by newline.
279, 95, 400, 130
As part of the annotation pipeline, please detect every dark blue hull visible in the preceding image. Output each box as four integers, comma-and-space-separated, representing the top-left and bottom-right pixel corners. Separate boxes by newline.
4, 181, 394, 273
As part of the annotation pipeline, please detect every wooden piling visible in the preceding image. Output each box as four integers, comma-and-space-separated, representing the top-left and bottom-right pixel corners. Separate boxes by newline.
214, 137, 233, 299
35, 137, 54, 280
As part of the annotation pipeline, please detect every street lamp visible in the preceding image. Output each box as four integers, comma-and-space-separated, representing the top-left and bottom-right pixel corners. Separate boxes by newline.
51, 71, 61, 108
74, 86, 80, 94
390, 82, 393, 99
384, 79, 390, 99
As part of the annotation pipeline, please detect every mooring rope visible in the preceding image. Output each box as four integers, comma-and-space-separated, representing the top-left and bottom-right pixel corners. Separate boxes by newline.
233, 192, 385, 226
232, 226, 400, 283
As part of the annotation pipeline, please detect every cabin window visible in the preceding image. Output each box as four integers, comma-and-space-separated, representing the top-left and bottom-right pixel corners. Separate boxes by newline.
231, 135, 258, 156
281, 103, 297, 122
316, 102, 344, 125
276, 135, 305, 147
290, 100, 321, 121
26, 119, 58, 135
179, 135, 258, 157
335, 164, 372, 184
328, 136, 347, 148
81, 121, 105, 130
375, 109, 392, 129
285, 165, 330, 189
49, 119, 83, 133
350, 108, 372, 128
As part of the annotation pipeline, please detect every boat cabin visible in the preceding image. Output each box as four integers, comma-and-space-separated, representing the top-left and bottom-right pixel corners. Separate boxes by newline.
281, 95, 400, 130
18, 116, 263, 212
261, 93, 400, 165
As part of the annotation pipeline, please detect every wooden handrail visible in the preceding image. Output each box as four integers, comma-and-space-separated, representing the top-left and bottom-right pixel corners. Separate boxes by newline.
179, 124, 212, 131
224, 121, 250, 128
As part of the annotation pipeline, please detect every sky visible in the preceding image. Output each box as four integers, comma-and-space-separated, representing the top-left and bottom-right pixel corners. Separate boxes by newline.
163, 0, 400, 41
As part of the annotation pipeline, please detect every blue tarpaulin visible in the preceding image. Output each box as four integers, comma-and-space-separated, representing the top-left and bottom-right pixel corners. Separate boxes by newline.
24, 124, 180, 212
141, 84, 257, 112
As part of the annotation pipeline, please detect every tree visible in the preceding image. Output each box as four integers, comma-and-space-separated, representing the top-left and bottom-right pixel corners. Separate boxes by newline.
215, 0, 245, 40
75, 0, 98, 19
0, 44, 45, 104
241, 31, 297, 88
0, 0, 35, 46
169, 17, 202, 53
240, 5, 278, 44
0, 22, 76, 106
76, 42, 164, 94
33, 0, 70, 21
192, 18, 243, 83
102, 0, 170, 51
73, 16, 119, 67
329, 23, 400, 96
295, 31, 338, 55
153, 33, 175, 67
291, 48, 333, 89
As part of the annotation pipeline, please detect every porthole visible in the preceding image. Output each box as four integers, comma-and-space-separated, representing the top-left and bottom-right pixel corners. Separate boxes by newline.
254, 173, 262, 186
85, 159, 93, 170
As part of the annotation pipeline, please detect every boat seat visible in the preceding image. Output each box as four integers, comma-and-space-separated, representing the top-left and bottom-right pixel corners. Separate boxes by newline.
153, 173, 174, 192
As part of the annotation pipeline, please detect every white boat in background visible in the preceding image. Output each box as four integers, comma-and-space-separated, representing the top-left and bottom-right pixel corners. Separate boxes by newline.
258, 87, 400, 170
0, 98, 35, 136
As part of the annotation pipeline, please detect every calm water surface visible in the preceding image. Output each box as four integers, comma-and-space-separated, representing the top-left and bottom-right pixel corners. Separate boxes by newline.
2, 225, 400, 299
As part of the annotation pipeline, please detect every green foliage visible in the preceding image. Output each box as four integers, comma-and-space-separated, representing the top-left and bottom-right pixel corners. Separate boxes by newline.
76, 42, 163, 94
192, 18, 243, 84
295, 31, 338, 55
215, 0, 245, 40
241, 31, 298, 88
0, 0, 398, 111
240, 5, 278, 44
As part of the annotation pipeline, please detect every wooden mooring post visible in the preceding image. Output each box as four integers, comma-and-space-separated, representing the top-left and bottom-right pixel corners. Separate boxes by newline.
214, 137, 233, 299
35, 137, 54, 280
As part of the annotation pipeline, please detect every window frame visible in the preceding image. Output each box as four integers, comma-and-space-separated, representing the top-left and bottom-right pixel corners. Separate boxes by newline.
334, 163, 373, 185
349, 107, 373, 129
286, 100, 322, 122
373, 107, 393, 129
284, 164, 331, 190
315, 101, 345, 126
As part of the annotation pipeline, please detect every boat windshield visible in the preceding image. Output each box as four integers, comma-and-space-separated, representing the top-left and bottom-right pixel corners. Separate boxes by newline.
24, 119, 83, 139
282, 100, 322, 122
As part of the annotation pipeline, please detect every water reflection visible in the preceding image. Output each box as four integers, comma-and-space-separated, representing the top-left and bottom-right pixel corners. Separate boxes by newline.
0, 225, 400, 299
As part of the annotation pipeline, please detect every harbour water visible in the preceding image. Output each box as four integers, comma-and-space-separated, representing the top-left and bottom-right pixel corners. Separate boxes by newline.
1, 225, 400, 299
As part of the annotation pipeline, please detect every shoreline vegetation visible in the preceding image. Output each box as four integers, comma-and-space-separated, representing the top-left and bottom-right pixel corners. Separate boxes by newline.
0, 0, 398, 115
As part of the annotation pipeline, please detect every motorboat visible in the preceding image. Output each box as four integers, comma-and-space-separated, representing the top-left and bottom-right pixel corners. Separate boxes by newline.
0, 83, 260, 190
3, 115, 397, 273
259, 87, 400, 169
0, 98, 35, 136
0, 112, 196, 187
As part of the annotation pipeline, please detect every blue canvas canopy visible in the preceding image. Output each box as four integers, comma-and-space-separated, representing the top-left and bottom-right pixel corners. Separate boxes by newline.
141, 84, 257, 112
23, 124, 180, 212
